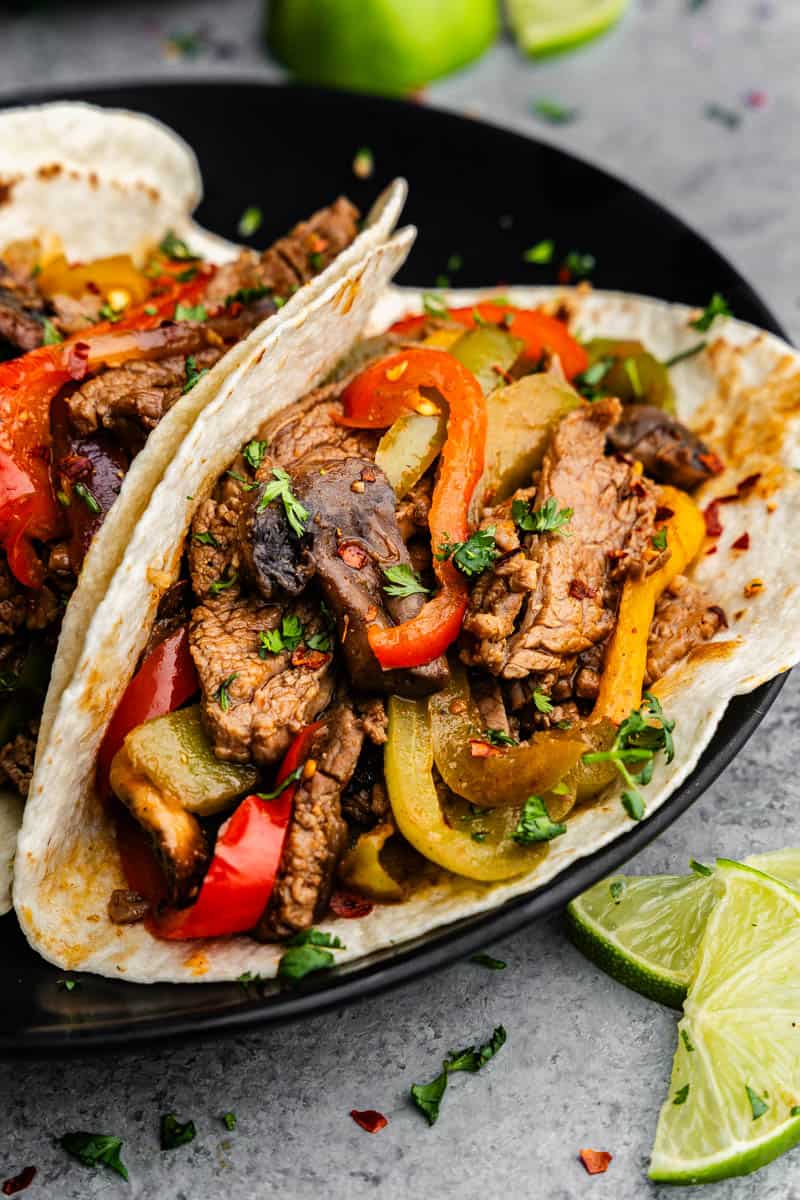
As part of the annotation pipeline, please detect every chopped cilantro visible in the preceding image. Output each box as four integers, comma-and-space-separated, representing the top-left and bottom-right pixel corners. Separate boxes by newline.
532, 98, 578, 124
690, 292, 732, 332
470, 953, 506, 970
158, 230, 198, 261
278, 929, 345, 982
309, 251, 325, 271
176, 265, 198, 283
382, 564, 429, 598
160, 1113, 197, 1150
243, 439, 268, 471
225, 470, 259, 491
41, 317, 63, 345
238, 206, 263, 237
306, 630, 332, 652
182, 354, 209, 394
193, 530, 220, 548
256, 467, 309, 536
215, 672, 238, 712
144, 304, 157, 315
256, 766, 303, 802
209, 570, 238, 595
664, 341, 706, 368
224, 285, 270, 307
223, 1112, 237, 1131
610, 879, 625, 901
582, 691, 675, 822
511, 796, 566, 844
57, 977, 78, 991
410, 1025, 506, 1125
561, 250, 596, 279
422, 292, 448, 319
436, 527, 498, 577
574, 356, 614, 400
174, 301, 207, 323
98, 302, 123, 322
512, 496, 573, 535
60, 1132, 128, 1180
484, 728, 517, 748
73, 482, 101, 514
652, 526, 668, 551
532, 690, 553, 714
746, 1085, 768, 1120
523, 239, 554, 264
673, 1084, 690, 1106
260, 614, 304, 656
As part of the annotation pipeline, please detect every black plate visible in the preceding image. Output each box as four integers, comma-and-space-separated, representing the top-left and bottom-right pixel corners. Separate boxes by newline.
0, 80, 788, 1052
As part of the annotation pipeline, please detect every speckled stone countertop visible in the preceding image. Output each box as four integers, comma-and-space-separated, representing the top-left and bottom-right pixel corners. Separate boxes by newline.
1, 3, 798, 1197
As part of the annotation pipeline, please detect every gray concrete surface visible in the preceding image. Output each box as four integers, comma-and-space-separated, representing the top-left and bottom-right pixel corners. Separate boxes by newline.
1, 2, 798, 1197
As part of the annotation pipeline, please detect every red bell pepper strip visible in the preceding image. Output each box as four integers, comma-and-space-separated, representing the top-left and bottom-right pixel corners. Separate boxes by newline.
0, 272, 212, 588
152, 722, 322, 940
339, 348, 486, 668
390, 302, 589, 380
97, 625, 199, 797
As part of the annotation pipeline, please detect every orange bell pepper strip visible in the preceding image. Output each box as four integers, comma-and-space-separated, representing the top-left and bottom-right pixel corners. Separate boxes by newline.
339, 348, 486, 668
0, 271, 212, 587
390, 303, 589, 380
593, 486, 706, 724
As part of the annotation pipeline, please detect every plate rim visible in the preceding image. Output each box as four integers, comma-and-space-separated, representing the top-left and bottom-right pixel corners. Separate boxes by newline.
0, 77, 789, 1053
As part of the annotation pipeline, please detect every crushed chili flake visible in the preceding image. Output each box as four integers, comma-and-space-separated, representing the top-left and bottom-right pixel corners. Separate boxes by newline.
744, 578, 764, 598
579, 1149, 612, 1175
655, 505, 675, 522
338, 542, 369, 569
469, 738, 503, 758
385, 359, 408, 382
704, 499, 724, 538
291, 647, 330, 671
330, 889, 374, 919
731, 532, 750, 551
698, 451, 725, 476
2, 1167, 37, 1196
360, 466, 377, 483
706, 545, 718, 556
569, 579, 596, 600
736, 472, 762, 496
350, 1109, 388, 1134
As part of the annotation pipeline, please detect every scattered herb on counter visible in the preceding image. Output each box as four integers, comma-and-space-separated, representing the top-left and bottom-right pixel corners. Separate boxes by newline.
582, 691, 675, 822
257, 467, 309, 536
57, 978, 78, 991
523, 239, 554, 264
436, 527, 498, 577
704, 103, 741, 130
447, 252, 463, 273
278, 929, 345, 982
511, 796, 566, 844
1, 1165, 36, 1195
470, 953, 506, 970
382, 564, 430, 598
532, 98, 578, 124
243, 439, 268, 471
690, 292, 732, 331
160, 1114, 197, 1151
237, 206, 263, 237
60, 1133, 128, 1180
182, 354, 209, 394
158, 230, 198, 261
214, 672, 238, 712
222, 1112, 237, 1131
410, 1025, 507, 1125
512, 496, 573, 536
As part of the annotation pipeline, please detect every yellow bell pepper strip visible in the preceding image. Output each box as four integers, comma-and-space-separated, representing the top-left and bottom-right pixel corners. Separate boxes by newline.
37, 253, 150, 306
385, 695, 549, 882
429, 666, 588, 808
592, 485, 706, 724
338, 822, 405, 901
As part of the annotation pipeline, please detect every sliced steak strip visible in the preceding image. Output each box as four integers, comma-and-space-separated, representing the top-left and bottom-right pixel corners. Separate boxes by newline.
462, 398, 659, 684
606, 404, 723, 491
645, 574, 726, 685
189, 590, 334, 767
261, 382, 380, 468
241, 456, 449, 697
257, 702, 363, 940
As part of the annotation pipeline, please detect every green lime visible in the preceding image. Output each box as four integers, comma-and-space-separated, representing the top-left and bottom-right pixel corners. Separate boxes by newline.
649, 860, 800, 1183
267, 0, 499, 97
507, 0, 630, 57
566, 848, 800, 1008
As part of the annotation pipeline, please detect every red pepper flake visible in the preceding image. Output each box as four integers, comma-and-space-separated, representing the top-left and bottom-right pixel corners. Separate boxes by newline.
291, 647, 330, 670
469, 738, 503, 758
350, 1110, 388, 1134
746, 89, 768, 109
329, 889, 374, 919
736, 472, 761, 497
569, 579, 596, 600
558, 266, 572, 284
706, 544, 718, 556
655, 505, 675, 522
704, 499, 724, 538
65, 340, 90, 380
698, 451, 725, 476
2, 1167, 37, 1196
338, 541, 369, 569
579, 1149, 612, 1175
731, 531, 750, 551
360, 466, 377, 483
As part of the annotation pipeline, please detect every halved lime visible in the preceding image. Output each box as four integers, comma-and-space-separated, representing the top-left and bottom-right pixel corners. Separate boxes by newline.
267, 0, 499, 97
506, 0, 630, 57
649, 860, 800, 1183
566, 849, 800, 1008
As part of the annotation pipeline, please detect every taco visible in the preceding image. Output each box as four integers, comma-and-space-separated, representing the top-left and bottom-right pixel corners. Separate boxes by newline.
14, 281, 800, 981
0, 100, 408, 911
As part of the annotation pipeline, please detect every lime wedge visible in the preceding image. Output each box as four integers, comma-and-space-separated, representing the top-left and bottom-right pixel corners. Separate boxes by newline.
649, 860, 800, 1183
268, 0, 499, 97
507, 0, 630, 57
567, 848, 800, 1008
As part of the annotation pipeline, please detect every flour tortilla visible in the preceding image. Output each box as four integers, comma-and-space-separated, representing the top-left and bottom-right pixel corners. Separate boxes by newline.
0, 101, 409, 914
14, 283, 800, 981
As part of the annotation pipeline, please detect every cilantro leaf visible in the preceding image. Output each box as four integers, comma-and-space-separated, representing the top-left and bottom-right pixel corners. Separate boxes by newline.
60, 1132, 128, 1180
652, 526, 668, 551
470, 953, 506, 970
511, 796, 566, 844
158, 230, 198, 261
422, 292, 448, 318
673, 1084, 690, 1106
160, 1113, 197, 1150
305, 630, 332, 653
574, 356, 614, 400
746, 1085, 768, 1120
209, 570, 238, 595
277, 929, 344, 982
174, 301, 207, 322
256, 765, 303, 802
259, 614, 305, 656
436, 527, 498, 577
532, 690, 553, 714
41, 317, 63, 345
561, 250, 596, 279
532, 98, 578, 124
581, 691, 675, 821
225, 285, 271, 307
484, 728, 517, 748
523, 239, 554, 264
382, 564, 429, 598
193, 530, 220, 548
237, 206, 262, 237
690, 293, 732, 332
410, 1025, 507, 1125
182, 353, 209, 394
223, 1111, 237, 1131
243, 439, 268, 471
73, 482, 101, 514
256, 467, 309, 537
214, 672, 238, 712
512, 496, 573, 535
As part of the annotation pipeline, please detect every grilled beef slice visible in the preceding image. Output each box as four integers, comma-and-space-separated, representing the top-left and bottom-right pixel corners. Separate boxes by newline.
644, 574, 726, 685
256, 701, 363, 940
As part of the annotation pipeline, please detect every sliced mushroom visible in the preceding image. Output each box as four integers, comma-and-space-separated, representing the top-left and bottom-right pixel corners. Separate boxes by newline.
606, 404, 723, 491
